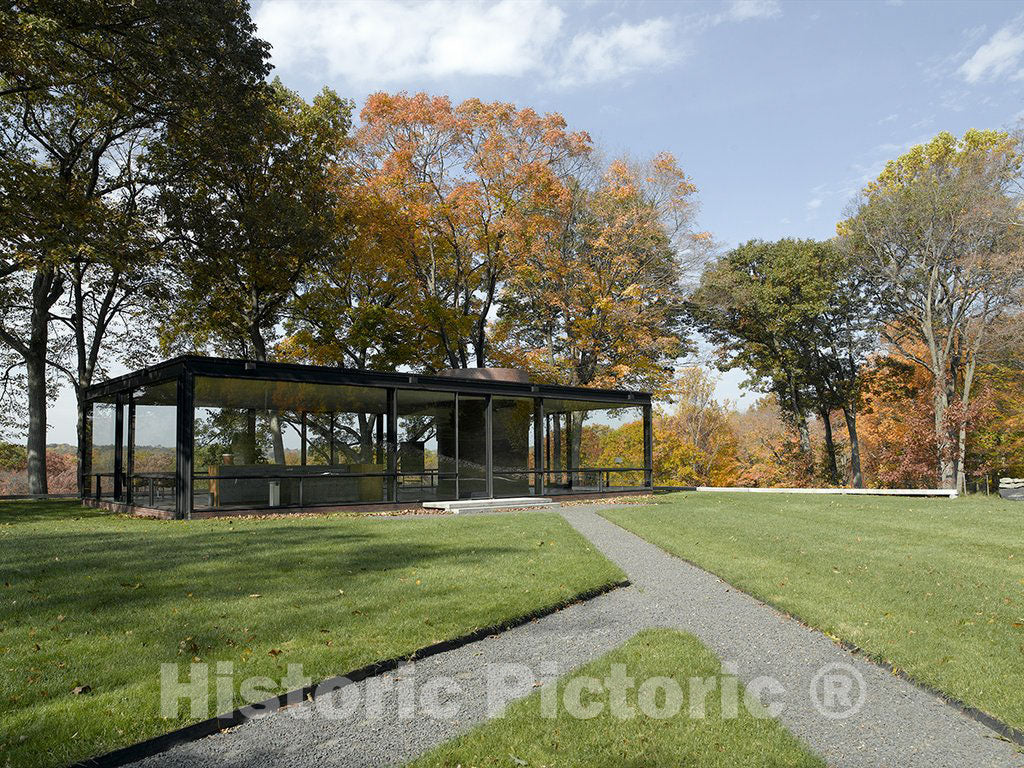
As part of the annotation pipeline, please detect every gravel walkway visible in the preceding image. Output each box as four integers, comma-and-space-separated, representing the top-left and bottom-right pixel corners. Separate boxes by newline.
131, 506, 1022, 768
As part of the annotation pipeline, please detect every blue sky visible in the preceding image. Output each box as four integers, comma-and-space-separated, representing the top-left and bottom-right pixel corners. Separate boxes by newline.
46, 0, 1024, 441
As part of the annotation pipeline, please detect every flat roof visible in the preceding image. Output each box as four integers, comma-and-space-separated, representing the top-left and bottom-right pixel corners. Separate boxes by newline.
84, 355, 652, 408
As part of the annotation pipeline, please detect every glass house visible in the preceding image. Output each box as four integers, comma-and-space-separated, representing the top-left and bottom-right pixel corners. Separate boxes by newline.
82, 356, 654, 518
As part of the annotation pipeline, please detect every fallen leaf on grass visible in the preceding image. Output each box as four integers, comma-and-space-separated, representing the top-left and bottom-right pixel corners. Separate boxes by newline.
71, 685, 91, 695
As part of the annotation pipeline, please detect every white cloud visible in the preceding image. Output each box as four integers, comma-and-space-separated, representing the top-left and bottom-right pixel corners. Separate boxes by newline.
876, 113, 898, 125
959, 16, 1024, 83
254, 0, 566, 83
805, 197, 822, 211
726, 0, 781, 22
254, 1, 773, 89
558, 18, 679, 86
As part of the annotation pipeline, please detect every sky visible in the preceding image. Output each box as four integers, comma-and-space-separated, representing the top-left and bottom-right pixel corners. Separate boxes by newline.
46, 0, 1024, 442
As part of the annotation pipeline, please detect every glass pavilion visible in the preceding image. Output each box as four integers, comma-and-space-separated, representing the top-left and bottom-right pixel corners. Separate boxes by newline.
82, 356, 654, 518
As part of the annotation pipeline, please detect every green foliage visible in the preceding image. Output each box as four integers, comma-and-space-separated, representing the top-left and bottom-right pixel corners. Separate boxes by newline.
690, 239, 874, 484
154, 79, 353, 360
0, 442, 26, 470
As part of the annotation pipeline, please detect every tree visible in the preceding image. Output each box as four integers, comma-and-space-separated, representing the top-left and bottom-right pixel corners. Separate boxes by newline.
654, 367, 739, 486
498, 154, 703, 390
841, 130, 1024, 491
280, 173, 421, 372
155, 80, 352, 463
496, 153, 704, 472
355, 92, 591, 371
0, 0, 269, 493
691, 239, 874, 487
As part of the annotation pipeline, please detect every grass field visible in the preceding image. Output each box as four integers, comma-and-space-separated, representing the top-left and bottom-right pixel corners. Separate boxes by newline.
412, 628, 823, 768
0, 501, 623, 768
602, 491, 1024, 731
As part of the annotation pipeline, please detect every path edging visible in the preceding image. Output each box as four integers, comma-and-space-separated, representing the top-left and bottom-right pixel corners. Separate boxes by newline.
594, 509, 1024, 748
68, 578, 630, 768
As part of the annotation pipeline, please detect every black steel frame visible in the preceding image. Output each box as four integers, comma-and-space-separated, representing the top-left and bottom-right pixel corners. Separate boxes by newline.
82, 355, 654, 519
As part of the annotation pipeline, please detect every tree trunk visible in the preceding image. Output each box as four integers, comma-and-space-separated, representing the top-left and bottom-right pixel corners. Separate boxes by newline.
934, 380, 955, 489
76, 393, 88, 496
843, 405, 863, 489
249, 324, 285, 464
25, 268, 62, 495
820, 409, 839, 486
796, 413, 811, 457
25, 351, 48, 495
569, 412, 584, 485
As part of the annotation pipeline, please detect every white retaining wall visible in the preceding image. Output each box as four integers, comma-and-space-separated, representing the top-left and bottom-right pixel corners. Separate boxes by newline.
695, 486, 958, 498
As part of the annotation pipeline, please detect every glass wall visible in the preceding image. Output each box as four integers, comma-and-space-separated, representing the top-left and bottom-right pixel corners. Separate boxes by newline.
492, 396, 536, 497
397, 390, 456, 502
544, 400, 645, 493
90, 397, 117, 498
193, 377, 388, 510
131, 380, 177, 510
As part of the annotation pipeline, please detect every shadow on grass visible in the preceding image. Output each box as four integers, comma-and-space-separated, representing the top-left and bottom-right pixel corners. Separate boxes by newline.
0, 498, 108, 524
1, 519, 526, 624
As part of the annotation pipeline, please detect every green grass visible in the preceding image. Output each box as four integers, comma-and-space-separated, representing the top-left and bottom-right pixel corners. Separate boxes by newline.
412, 628, 823, 768
602, 491, 1024, 731
0, 500, 624, 768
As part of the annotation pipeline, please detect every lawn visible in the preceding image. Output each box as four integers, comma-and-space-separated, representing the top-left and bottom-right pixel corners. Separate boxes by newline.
412, 628, 823, 768
602, 491, 1024, 731
0, 500, 624, 768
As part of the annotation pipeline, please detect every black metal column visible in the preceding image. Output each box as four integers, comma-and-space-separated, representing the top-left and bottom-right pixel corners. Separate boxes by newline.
386, 389, 398, 502
533, 399, 544, 496
113, 394, 125, 501
126, 396, 136, 504
453, 393, 460, 500
300, 412, 307, 466
642, 404, 654, 489
484, 394, 493, 498
175, 369, 195, 519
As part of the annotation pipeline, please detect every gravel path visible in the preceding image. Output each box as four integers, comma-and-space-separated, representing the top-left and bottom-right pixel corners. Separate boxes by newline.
131, 506, 1022, 768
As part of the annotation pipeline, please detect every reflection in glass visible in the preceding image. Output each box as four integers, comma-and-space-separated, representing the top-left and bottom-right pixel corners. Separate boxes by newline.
397, 390, 456, 501
492, 396, 535, 498
544, 400, 645, 492
131, 380, 177, 510
192, 377, 388, 509
90, 398, 117, 498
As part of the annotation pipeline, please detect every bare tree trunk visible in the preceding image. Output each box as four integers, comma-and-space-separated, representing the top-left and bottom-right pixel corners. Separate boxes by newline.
25, 351, 49, 495
76, 393, 88, 495
24, 268, 63, 494
249, 324, 285, 464
934, 379, 955, 488
820, 409, 839, 486
796, 413, 811, 457
843, 405, 863, 489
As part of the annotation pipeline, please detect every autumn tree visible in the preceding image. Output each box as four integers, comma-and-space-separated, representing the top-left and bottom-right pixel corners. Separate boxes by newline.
155, 80, 352, 462
281, 169, 421, 372
496, 153, 704, 471
655, 367, 738, 486
355, 92, 591, 371
0, 0, 269, 493
498, 154, 702, 389
841, 130, 1024, 491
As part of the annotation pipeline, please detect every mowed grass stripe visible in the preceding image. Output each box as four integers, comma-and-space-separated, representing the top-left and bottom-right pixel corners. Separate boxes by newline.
0, 501, 623, 768
602, 492, 1024, 731
412, 628, 824, 768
